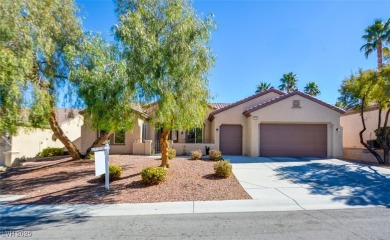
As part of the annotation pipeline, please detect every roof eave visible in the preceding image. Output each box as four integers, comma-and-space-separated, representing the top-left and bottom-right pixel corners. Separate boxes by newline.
243, 91, 346, 115
208, 88, 285, 120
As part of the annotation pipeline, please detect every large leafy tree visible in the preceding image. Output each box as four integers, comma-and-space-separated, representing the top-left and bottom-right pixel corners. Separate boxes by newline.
278, 72, 298, 93
361, 19, 390, 71
255, 82, 272, 93
304, 81, 321, 96
338, 67, 390, 164
0, 1, 34, 135
0, 0, 84, 159
115, 0, 215, 167
67, 34, 138, 157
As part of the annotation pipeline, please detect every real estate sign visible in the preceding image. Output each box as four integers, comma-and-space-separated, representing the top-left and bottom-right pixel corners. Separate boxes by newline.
92, 143, 110, 190
94, 151, 105, 176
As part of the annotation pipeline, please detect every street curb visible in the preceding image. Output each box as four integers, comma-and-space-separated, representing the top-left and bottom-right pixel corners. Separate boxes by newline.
0, 200, 377, 217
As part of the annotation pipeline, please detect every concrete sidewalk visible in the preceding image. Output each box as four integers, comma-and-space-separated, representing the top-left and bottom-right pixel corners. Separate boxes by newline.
0, 199, 371, 218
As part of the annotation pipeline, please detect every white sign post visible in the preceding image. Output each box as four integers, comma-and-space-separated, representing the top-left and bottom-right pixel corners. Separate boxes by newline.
92, 143, 110, 190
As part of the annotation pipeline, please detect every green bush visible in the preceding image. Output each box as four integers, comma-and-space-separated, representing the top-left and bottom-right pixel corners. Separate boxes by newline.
141, 166, 167, 185
214, 160, 232, 178
167, 148, 176, 159
100, 164, 122, 182
209, 150, 222, 161
190, 150, 202, 160
39, 147, 64, 158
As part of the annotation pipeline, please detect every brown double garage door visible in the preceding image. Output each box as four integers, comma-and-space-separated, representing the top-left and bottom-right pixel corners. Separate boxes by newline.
220, 124, 327, 157
260, 124, 327, 157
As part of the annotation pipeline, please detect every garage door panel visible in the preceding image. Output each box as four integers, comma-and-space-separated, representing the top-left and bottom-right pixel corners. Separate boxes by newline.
260, 124, 327, 157
220, 125, 242, 155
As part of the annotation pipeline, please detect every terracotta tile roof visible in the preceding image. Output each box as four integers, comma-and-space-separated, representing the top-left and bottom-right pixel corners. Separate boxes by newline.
78, 103, 149, 119
17, 108, 81, 125
342, 103, 386, 116
210, 103, 231, 110
55, 108, 81, 124
208, 88, 285, 121
129, 103, 149, 118
243, 90, 345, 116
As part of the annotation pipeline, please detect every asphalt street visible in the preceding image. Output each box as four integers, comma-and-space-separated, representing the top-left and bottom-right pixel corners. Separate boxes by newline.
1, 207, 389, 240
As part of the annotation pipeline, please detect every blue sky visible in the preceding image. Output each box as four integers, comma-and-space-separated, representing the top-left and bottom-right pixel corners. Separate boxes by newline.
76, 0, 389, 105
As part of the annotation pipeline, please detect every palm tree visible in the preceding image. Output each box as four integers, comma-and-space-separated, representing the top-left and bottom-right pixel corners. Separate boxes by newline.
304, 82, 321, 96
255, 82, 272, 93
361, 19, 390, 71
278, 72, 298, 93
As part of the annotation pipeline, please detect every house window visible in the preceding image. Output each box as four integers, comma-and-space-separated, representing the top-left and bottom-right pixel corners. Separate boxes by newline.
98, 130, 109, 138
171, 130, 178, 143
142, 123, 148, 142
186, 128, 203, 143
97, 130, 126, 145
113, 130, 125, 144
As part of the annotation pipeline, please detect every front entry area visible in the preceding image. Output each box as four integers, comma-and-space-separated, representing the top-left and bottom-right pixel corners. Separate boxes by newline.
259, 124, 327, 157
220, 125, 242, 155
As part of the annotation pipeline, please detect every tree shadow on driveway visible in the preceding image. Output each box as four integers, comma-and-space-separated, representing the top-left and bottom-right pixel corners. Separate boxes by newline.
275, 162, 390, 207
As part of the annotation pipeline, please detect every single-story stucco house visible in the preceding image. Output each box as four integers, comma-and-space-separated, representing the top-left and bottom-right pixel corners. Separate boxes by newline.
80, 89, 345, 158
0, 109, 83, 167
341, 105, 389, 162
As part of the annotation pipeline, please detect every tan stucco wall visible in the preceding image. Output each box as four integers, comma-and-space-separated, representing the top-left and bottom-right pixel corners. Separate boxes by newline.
343, 148, 383, 163
211, 92, 282, 155
249, 95, 343, 158
0, 137, 11, 166
80, 117, 144, 155
172, 143, 217, 156
4, 115, 84, 165
341, 109, 388, 148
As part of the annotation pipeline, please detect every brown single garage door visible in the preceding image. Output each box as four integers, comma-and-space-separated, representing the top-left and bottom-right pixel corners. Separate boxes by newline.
260, 124, 327, 157
220, 125, 242, 155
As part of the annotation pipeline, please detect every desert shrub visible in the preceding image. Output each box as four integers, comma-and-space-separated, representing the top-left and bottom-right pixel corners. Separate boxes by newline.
88, 153, 95, 160
141, 166, 167, 185
190, 150, 202, 160
214, 160, 232, 178
100, 164, 122, 182
39, 147, 64, 158
209, 150, 222, 161
167, 148, 176, 159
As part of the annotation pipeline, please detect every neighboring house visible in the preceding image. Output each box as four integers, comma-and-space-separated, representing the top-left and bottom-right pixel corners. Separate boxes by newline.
341, 105, 388, 162
0, 109, 83, 167
80, 89, 345, 158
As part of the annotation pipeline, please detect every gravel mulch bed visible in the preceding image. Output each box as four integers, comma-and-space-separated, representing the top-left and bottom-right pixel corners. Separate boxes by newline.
0, 155, 251, 204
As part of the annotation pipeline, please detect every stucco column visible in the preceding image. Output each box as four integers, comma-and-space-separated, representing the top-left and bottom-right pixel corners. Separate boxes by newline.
4, 151, 20, 167
334, 125, 343, 158
144, 140, 152, 155
249, 116, 260, 157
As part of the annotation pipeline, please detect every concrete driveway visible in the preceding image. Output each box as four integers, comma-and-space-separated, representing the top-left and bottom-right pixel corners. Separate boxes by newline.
228, 156, 390, 210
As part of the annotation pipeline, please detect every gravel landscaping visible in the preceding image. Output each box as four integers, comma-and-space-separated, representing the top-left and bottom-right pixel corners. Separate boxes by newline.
0, 155, 251, 204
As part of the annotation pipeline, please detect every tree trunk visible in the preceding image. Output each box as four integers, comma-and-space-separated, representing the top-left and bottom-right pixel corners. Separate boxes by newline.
384, 150, 390, 165
377, 40, 383, 72
376, 108, 390, 165
160, 129, 170, 167
85, 131, 114, 157
359, 101, 384, 164
48, 109, 83, 160
376, 128, 390, 165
